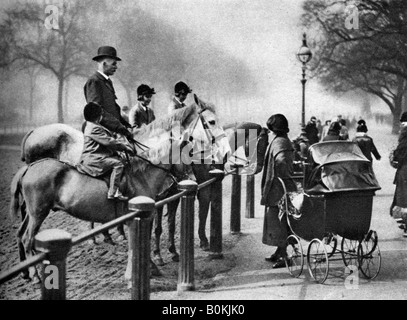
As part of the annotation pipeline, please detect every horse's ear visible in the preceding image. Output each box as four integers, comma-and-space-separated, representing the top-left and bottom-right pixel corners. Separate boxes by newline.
193, 94, 200, 106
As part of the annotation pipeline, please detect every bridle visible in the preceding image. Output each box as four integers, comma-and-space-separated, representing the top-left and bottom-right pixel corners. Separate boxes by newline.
187, 106, 227, 165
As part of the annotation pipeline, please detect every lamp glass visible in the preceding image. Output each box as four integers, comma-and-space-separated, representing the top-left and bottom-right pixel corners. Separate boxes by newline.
297, 47, 312, 64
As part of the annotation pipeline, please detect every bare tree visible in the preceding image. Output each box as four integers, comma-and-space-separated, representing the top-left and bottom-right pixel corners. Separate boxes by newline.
0, 0, 101, 123
108, 1, 255, 110
302, 0, 407, 132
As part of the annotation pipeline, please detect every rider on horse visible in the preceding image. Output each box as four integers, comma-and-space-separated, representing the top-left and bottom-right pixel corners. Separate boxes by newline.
77, 102, 135, 201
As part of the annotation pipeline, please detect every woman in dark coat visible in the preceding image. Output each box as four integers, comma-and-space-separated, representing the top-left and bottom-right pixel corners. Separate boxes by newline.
322, 121, 342, 142
261, 114, 297, 268
390, 112, 407, 237
352, 123, 381, 162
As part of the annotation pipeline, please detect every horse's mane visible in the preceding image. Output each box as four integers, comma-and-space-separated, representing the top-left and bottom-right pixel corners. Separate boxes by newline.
130, 100, 220, 172
130, 104, 198, 172
133, 104, 198, 141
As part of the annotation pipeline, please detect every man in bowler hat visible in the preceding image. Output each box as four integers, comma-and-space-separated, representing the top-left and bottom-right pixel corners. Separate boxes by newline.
129, 84, 156, 129
84, 46, 132, 139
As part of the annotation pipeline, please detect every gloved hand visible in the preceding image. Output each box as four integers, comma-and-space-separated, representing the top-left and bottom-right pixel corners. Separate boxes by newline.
118, 127, 132, 140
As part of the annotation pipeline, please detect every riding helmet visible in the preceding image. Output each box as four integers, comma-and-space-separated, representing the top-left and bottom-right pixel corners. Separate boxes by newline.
174, 81, 192, 95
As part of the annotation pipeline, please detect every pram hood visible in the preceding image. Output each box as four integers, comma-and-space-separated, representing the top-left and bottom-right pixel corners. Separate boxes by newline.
304, 141, 381, 194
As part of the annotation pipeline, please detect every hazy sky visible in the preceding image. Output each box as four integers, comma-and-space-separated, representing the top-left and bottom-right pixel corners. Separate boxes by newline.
1, 0, 374, 131
135, 0, 362, 127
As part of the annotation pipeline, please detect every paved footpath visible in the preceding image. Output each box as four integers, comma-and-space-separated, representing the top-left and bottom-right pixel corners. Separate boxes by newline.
152, 130, 407, 301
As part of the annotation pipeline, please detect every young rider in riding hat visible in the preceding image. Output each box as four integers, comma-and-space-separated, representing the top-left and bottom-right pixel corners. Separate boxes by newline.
129, 84, 156, 129
168, 81, 192, 114
77, 102, 135, 201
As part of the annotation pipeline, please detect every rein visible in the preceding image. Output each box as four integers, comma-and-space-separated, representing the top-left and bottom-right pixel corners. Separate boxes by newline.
124, 136, 178, 185
131, 152, 178, 185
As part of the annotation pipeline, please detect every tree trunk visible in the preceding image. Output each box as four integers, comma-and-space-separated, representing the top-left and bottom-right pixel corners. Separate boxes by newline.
63, 77, 70, 121
392, 77, 405, 134
392, 105, 401, 134
29, 79, 34, 122
124, 85, 133, 108
57, 77, 64, 123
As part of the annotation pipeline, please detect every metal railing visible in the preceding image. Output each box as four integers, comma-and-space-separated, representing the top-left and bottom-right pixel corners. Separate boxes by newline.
0, 167, 256, 300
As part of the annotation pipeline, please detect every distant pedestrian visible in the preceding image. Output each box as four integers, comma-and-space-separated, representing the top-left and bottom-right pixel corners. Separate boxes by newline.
390, 111, 407, 237
320, 119, 331, 142
304, 116, 319, 145
292, 125, 309, 160
352, 122, 381, 163
322, 121, 342, 141
316, 119, 322, 140
339, 119, 349, 140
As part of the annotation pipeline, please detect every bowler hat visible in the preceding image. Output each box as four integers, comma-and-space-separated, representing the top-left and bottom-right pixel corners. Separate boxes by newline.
266, 114, 289, 134
400, 111, 407, 122
92, 46, 122, 61
175, 81, 192, 94
137, 84, 156, 97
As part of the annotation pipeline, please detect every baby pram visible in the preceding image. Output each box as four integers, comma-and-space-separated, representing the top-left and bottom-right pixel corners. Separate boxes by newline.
279, 141, 382, 284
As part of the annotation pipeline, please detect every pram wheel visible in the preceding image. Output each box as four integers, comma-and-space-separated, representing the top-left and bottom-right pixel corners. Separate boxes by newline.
307, 238, 329, 284
341, 238, 359, 269
286, 235, 304, 278
358, 230, 381, 279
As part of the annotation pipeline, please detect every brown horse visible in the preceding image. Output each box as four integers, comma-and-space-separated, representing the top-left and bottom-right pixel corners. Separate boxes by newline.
191, 122, 269, 251
11, 102, 230, 281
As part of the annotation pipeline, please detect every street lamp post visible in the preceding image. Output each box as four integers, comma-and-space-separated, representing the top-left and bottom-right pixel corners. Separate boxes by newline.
297, 33, 313, 127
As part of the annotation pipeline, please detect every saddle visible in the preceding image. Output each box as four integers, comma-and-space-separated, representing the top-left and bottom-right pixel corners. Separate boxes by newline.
74, 162, 129, 194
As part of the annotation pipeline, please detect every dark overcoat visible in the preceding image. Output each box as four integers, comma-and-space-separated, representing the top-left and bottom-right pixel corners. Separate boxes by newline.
352, 133, 381, 162
84, 72, 130, 133
392, 126, 407, 210
261, 134, 297, 247
261, 135, 297, 206
129, 102, 156, 129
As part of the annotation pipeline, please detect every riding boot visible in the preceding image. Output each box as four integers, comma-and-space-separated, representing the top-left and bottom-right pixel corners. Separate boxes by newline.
108, 164, 127, 200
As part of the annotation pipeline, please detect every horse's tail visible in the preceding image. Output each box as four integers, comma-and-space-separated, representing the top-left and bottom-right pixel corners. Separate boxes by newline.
20, 129, 34, 162
10, 165, 29, 221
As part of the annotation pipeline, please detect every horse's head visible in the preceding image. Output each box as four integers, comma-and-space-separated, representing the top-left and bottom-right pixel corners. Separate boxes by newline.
178, 94, 231, 165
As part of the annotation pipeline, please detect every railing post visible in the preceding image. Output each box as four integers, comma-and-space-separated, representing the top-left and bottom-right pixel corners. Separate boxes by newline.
209, 169, 225, 259
177, 180, 198, 292
128, 196, 155, 300
230, 163, 243, 234
245, 174, 255, 218
35, 229, 72, 300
